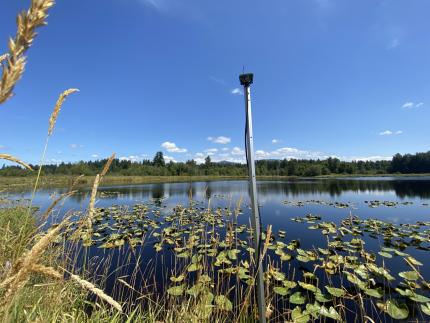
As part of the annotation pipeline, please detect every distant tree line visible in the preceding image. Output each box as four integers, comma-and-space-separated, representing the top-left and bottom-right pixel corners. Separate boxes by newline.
1, 151, 430, 177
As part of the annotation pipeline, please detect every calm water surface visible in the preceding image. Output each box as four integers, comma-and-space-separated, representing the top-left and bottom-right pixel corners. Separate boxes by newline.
5, 177, 430, 320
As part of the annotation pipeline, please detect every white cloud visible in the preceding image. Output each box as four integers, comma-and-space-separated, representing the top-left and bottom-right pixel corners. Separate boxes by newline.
402, 102, 424, 109
70, 144, 83, 149
254, 147, 326, 160
340, 155, 392, 162
379, 130, 402, 136
164, 155, 177, 163
119, 155, 142, 162
91, 154, 99, 158
272, 139, 281, 144
402, 102, 414, 108
49, 158, 62, 164
388, 37, 400, 49
161, 141, 187, 153
195, 153, 204, 158
221, 147, 229, 151
231, 88, 243, 96
231, 147, 245, 156
205, 148, 218, 153
207, 136, 231, 144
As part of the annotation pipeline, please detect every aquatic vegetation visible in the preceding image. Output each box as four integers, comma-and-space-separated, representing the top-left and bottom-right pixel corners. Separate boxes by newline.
59, 197, 430, 322
284, 199, 355, 209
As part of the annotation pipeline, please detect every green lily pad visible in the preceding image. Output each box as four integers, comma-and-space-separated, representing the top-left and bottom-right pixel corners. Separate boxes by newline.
325, 286, 345, 297
299, 281, 318, 293
378, 251, 392, 258
319, 305, 342, 321
170, 274, 185, 282
167, 284, 185, 296
215, 295, 233, 311
364, 288, 383, 299
290, 291, 306, 305
291, 306, 310, 323
399, 271, 420, 281
274, 286, 289, 296
421, 303, 430, 316
378, 300, 409, 320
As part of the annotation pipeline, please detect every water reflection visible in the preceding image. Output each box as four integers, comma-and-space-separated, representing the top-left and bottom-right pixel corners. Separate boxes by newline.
53, 177, 430, 203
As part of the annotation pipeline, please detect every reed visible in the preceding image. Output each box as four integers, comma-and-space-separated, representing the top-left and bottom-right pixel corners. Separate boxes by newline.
0, 0, 54, 104
0, 214, 70, 307
48, 88, 79, 136
69, 273, 123, 313
0, 154, 33, 171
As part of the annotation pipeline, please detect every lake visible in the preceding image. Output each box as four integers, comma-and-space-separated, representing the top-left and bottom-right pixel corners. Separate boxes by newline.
5, 177, 430, 321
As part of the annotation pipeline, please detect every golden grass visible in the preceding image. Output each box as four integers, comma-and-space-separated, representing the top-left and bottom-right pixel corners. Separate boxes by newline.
0, 214, 69, 307
87, 174, 100, 232
0, 54, 9, 65
87, 155, 115, 231
100, 153, 116, 179
0, 153, 33, 171
48, 88, 79, 136
40, 190, 76, 221
0, 0, 54, 104
69, 273, 123, 313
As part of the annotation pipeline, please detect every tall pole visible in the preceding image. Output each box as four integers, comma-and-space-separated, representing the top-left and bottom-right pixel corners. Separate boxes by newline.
240, 73, 266, 323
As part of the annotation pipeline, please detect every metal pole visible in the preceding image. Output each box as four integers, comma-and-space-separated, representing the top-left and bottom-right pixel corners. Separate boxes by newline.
240, 73, 266, 323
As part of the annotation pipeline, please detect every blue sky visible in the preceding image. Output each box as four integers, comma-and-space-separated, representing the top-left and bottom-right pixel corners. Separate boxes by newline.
1, 0, 429, 164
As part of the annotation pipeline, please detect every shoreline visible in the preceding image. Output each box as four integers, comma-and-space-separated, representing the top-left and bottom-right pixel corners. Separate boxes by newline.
1, 173, 430, 191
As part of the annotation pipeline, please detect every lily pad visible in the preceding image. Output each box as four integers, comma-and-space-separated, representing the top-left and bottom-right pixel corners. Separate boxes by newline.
215, 295, 233, 311
325, 286, 345, 297
399, 271, 420, 281
167, 284, 185, 296
290, 291, 306, 305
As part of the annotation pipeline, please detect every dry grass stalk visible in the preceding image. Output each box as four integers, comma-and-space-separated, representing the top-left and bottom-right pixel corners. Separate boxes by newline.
87, 155, 115, 230
0, 0, 55, 104
69, 273, 123, 312
0, 54, 9, 65
100, 153, 116, 179
48, 88, 79, 136
0, 214, 71, 307
29, 264, 63, 280
70, 174, 85, 191
41, 190, 76, 221
0, 153, 33, 171
87, 174, 100, 232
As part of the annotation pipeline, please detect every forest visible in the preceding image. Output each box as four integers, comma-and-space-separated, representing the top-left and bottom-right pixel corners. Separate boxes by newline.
2, 151, 428, 177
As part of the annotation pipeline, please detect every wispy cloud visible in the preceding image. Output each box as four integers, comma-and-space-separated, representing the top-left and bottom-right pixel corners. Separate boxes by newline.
164, 155, 177, 163
91, 154, 99, 158
161, 141, 187, 153
402, 101, 423, 109
388, 37, 400, 49
340, 155, 392, 162
255, 147, 326, 160
0, 145, 6, 150
231, 88, 243, 96
231, 147, 245, 156
119, 155, 142, 162
272, 139, 281, 144
70, 144, 84, 149
204, 148, 218, 156
207, 136, 231, 144
379, 130, 403, 136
